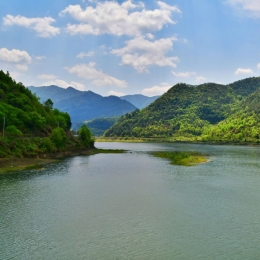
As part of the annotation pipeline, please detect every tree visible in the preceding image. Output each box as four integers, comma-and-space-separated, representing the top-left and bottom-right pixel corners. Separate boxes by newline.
50, 127, 67, 150
44, 99, 54, 110
5, 125, 23, 138
79, 125, 94, 147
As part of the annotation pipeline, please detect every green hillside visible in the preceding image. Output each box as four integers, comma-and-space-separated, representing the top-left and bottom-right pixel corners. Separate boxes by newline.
85, 117, 119, 136
0, 71, 94, 158
203, 88, 260, 142
104, 77, 260, 142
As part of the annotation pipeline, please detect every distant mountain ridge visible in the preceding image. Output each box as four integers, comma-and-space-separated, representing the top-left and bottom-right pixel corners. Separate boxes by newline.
28, 86, 137, 124
120, 94, 159, 109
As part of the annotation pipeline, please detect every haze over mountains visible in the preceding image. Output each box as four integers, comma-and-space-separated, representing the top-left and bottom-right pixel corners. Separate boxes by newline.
27, 86, 132, 124
28, 86, 159, 126
120, 95, 159, 109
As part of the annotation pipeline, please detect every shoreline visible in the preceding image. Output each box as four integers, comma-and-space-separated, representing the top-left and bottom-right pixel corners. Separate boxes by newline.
1, 138, 258, 174
0, 147, 126, 174
0, 158, 59, 173
0, 148, 98, 174
96, 137, 260, 146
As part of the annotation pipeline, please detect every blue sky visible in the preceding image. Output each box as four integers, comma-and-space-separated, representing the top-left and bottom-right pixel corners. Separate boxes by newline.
0, 0, 260, 96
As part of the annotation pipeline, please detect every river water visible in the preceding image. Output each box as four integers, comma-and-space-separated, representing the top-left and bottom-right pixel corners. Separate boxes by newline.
1, 142, 260, 259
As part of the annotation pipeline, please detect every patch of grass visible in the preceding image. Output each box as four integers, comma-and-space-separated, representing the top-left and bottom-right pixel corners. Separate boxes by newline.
150, 151, 208, 166
0, 158, 58, 174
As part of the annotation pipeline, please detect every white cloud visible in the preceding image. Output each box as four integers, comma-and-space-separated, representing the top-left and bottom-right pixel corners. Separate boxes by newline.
38, 74, 57, 80
196, 76, 207, 82
108, 90, 126, 96
257, 63, 260, 69
0, 48, 31, 71
42, 79, 85, 91
226, 0, 260, 17
234, 68, 253, 75
60, 1, 181, 36
112, 36, 178, 73
3, 15, 60, 37
35, 56, 46, 60
66, 63, 127, 88
8, 71, 23, 79
142, 83, 171, 96
172, 71, 207, 83
172, 71, 196, 78
77, 51, 94, 58
146, 33, 155, 40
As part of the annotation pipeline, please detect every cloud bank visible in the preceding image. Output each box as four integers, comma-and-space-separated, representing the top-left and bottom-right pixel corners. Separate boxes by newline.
60, 0, 181, 36
226, 0, 260, 17
0, 48, 31, 71
112, 36, 178, 73
3, 15, 60, 37
66, 63, 127, 88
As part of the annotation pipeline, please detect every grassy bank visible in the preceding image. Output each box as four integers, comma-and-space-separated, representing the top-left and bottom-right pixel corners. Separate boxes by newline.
0, 158, 58, 173
150, 151, 208, 166
0, 148, 126, 174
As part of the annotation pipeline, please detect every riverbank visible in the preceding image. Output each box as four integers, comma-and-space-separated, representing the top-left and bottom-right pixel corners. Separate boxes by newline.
96, 137, 260, 146
0, 158, 58, 173
0, 148, 126, 174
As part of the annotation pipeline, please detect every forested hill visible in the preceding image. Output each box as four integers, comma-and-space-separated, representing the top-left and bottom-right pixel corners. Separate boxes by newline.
0, 71, 71, 137
0, 71, 94, 158
104, 77, 260, 142
204, 87, 260, 142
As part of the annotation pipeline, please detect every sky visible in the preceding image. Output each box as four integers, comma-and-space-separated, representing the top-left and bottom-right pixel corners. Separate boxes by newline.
0, 0, 260, 97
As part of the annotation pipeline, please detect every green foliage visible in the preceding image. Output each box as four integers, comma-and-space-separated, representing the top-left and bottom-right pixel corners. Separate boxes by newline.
0, 70, 72, 137
38, 137, 55, 152
79, 125, 94, 147
5, 125, 23, 138
44, 98, 54, 110
202, 88, 260, 142
50, 127, 67, 150
105, 77, 260, 142
151, 151, 208, 166
0, 71, 95, 158
83, 117, 119, 136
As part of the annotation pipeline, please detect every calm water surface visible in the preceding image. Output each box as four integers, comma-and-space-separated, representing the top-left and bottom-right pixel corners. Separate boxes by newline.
1, 142, 260, 259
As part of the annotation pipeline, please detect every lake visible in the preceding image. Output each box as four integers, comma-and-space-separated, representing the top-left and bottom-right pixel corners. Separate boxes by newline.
1, 142, 260, 259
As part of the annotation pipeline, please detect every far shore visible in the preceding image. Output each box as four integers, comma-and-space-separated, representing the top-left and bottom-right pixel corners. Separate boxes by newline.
96, 137, 260, 146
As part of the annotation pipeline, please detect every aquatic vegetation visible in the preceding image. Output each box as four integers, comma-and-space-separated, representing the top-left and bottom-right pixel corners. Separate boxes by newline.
150, 151, 208, 166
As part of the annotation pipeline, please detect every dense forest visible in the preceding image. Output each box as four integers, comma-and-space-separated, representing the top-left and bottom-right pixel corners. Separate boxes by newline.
85, 117, 119, 136
0, 70, 94, 158
105, 77, 260, 143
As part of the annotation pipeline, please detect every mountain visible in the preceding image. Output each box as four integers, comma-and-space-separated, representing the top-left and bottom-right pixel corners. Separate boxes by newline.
28, 86, 137, 124
104, 77, 260, 141
120, 94, 159, 109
